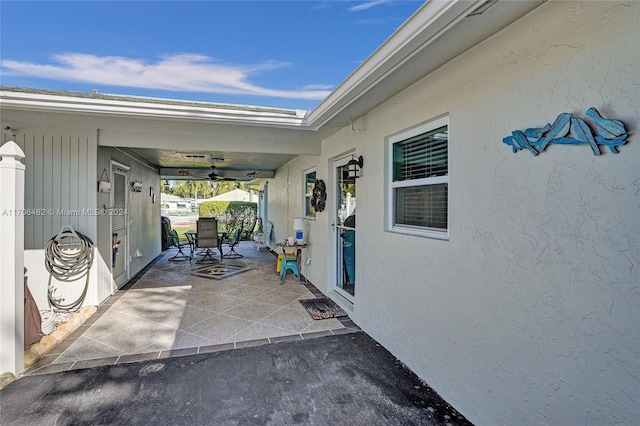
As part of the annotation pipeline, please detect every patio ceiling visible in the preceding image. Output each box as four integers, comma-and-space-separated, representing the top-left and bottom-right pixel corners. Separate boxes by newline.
0, 1, 543, 181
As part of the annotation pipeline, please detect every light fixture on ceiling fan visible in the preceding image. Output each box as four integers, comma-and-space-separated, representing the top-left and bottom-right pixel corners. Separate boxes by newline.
208, 166, 236, 182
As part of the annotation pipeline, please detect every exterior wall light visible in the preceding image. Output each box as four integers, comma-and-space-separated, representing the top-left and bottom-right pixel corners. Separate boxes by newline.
347, 155, 363, 179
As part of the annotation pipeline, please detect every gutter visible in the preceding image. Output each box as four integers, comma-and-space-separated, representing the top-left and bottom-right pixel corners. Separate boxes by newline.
0, 88, 310, 128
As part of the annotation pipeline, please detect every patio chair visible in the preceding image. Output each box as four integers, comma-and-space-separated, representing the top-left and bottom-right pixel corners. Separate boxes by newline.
195, 218, 220, 263
253, 220, 272, 251
223, 226, 244, 259
242, 217, 258, 240
168, 230, 190, 261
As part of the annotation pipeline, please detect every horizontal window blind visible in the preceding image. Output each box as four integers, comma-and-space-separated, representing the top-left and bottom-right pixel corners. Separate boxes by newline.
112, 173, 127, 231
389, 120, 449, 237
393, 126, 448, 182
394, 183, 448, 230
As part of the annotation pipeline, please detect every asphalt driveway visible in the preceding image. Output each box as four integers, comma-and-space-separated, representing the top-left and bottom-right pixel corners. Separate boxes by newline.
1, 332, 472, 425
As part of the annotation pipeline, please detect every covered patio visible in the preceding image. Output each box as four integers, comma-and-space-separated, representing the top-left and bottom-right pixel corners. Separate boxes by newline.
2, 1, 638, 424
23, 242, 359, 376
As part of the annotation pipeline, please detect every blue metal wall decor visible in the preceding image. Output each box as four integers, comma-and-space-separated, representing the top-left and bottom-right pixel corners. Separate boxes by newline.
503, 107, 628, 156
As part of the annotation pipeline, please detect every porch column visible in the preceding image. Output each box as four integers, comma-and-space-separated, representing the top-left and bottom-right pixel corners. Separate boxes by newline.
0, 141, 25, 376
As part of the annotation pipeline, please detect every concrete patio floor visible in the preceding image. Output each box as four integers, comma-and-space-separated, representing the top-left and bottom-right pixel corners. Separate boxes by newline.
24, 242, 359, 376
5, 241, 475, 425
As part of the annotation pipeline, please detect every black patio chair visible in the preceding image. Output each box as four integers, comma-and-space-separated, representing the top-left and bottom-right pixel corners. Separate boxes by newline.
168, 230, 190, 261
223, 227, 243, 259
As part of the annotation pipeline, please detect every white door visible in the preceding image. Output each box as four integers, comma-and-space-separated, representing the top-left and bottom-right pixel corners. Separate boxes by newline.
331, 156, 356, 302
111, 163, 130, 288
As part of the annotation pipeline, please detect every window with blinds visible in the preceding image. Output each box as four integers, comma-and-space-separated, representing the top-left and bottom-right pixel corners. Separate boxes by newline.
388, 117, 449, 239
393, 126, 448, 181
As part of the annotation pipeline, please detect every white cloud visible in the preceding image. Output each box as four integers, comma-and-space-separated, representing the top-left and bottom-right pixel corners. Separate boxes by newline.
1, 53, 332, 100
303, 84, 335, 90
347, 0, 391, 12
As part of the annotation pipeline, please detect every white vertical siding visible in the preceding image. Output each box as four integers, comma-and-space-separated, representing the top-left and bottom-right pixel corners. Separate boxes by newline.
32, 136, 44, 250
2, 129, 99, 309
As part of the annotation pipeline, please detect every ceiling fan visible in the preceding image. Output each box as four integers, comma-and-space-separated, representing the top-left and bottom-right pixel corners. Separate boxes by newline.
208, 166, 236, 182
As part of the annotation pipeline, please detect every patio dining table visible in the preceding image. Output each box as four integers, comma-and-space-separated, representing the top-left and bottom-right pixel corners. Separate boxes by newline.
185, 230, 228, 261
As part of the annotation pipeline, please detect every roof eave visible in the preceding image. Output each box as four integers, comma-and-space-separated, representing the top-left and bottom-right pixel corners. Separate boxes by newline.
0, 89, 310, 128
306, 0, 485, 129
306, 0, 544, 133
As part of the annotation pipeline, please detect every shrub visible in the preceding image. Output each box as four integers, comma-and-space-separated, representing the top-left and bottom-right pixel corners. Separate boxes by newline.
199, 201, 257, 233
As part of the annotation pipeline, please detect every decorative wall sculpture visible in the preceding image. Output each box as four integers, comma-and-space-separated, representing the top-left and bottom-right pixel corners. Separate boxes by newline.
503, 107, 628, 156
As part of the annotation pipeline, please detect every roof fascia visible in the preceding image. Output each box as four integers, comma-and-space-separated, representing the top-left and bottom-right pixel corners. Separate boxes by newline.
0, 90, 310, 128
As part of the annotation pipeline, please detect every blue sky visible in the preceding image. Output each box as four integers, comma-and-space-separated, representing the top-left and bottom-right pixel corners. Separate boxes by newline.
0, 1, 423, 110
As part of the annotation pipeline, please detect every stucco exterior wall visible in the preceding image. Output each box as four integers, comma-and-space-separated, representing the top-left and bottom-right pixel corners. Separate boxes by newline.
272, 1, 639, 424
268, 156, 317, 260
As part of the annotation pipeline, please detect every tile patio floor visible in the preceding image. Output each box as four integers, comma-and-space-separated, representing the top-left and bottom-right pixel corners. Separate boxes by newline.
24, 242, 359, 376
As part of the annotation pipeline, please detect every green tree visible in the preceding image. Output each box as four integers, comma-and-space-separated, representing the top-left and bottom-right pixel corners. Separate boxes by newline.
163, 179, 253, 199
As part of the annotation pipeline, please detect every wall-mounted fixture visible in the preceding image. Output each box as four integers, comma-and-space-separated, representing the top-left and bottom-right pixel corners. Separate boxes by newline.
131, 181, 143, 193
259, 190, 264, 200
98, 168, 111, 192
163, 180, 170, 192
3, 126, 18, 138
347, 155, 363, 179
503, 107, 628, 156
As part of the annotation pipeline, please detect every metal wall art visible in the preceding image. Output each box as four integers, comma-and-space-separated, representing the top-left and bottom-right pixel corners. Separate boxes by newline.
503, 107, 628, 156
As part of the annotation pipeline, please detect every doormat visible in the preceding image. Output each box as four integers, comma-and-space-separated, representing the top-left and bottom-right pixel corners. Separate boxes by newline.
299, 297, 347, 320
192, 263, 252, 280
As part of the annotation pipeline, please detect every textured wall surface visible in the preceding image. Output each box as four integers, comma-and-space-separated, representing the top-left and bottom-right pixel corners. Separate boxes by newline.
268, 156, 320, 280
270, 1, 639, 424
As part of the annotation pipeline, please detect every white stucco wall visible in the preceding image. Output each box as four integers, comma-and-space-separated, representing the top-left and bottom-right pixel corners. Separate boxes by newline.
272, 1, 639, 424
269, 159, 308, 244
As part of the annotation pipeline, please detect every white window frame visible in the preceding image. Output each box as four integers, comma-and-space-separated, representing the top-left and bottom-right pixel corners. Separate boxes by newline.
303, 167, 317, 219
386, 116, 449, 240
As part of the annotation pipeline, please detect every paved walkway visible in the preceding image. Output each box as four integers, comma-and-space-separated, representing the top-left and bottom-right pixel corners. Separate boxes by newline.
1, 332, 472, 425
25, 243, 355, 375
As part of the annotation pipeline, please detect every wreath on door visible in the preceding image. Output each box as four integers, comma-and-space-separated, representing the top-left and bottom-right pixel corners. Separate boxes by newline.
310, 179, 327, 212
